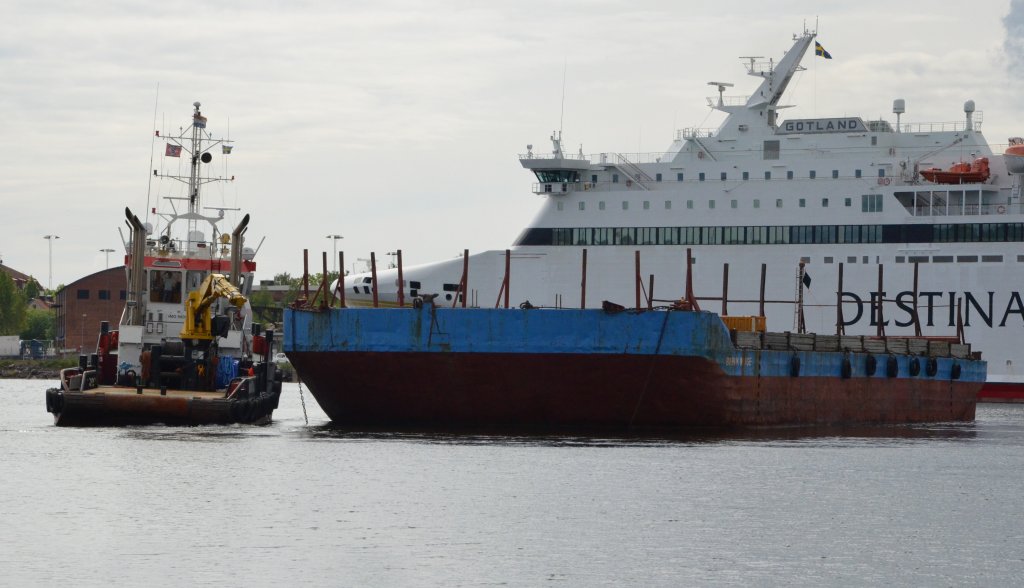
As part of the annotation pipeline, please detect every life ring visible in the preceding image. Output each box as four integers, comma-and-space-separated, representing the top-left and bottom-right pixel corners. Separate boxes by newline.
997, 205, 1006, 214
877, 177, 891, 186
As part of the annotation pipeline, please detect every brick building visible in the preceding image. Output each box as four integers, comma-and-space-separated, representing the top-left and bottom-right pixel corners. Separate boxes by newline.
54, 267, 127, 354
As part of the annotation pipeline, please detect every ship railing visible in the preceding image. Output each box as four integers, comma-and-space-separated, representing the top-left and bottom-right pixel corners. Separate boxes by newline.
532, 182, 586, 195
677, 128, 717, 140
906, 202, 1020, 217
706, 96, 749, 107
900, 114, 983, 134
518, 152, 590, 161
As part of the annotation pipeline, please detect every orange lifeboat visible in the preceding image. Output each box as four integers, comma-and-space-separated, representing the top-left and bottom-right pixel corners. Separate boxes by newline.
919, 157, 990, 184
1004, 141, 1024, 174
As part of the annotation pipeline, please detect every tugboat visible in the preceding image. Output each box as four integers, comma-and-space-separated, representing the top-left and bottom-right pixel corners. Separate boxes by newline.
45, 102, 282, 426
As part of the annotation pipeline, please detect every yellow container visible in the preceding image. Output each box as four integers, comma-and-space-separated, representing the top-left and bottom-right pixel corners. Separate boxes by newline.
721, 315, 767, 332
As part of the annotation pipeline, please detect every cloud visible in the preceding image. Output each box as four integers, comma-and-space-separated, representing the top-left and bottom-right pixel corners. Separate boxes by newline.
1005, 0, 1024, 76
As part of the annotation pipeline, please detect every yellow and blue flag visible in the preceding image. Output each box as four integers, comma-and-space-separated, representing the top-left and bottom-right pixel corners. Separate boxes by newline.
815, 41, 832, 59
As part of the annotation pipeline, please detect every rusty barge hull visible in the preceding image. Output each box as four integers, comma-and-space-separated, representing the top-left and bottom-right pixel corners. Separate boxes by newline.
284, 304, 985, 429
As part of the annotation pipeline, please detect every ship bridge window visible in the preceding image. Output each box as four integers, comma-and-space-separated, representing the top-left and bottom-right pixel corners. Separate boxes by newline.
810, 170, 817, 179
878, 168, 886, 178
763, 140, 780, 160
150, 270, 182, 303
845, 198, 852, 207
799, 199, 806, 208
822, 198, 829, 207
855, 169, 862, 178
612, 174, 619, 183
658, 227, 679, 244
765, 171, 772, 180
98, 290, 110, 300
535, 170, 579, 183
677, 173, 684, 182
787, 171, 794, 180
553, 229, 573, 245
442, 283, 459, 292
594, 228, 611, 245
831, 170, 839, 179
699, 172, 706, 182
720, 172, 727, 181
656, 173, 662, 182
743, 171, 749, 181
638, 228, 657, 244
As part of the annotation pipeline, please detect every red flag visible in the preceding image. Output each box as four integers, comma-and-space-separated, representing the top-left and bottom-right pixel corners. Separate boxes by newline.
165, 144, 181, 157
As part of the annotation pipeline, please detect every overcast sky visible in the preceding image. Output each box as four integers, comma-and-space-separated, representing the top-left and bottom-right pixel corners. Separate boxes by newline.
2, 0, 1023, 288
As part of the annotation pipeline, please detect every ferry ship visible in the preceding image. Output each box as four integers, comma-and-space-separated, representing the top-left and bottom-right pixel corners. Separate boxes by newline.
338, 29, 1024, 399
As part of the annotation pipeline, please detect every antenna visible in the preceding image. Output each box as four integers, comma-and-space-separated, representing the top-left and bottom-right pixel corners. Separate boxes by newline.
145, 82, 160, 227
707, 81, 734, 106
559, 58, 567, 139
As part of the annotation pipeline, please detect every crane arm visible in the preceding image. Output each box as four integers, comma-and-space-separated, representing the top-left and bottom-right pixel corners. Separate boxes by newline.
181, 273, 248, 340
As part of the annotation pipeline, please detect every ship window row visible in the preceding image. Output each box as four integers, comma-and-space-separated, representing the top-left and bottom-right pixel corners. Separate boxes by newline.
566, 196, 863, 212
601, 168, 885, 184
518, 222, 1024, 247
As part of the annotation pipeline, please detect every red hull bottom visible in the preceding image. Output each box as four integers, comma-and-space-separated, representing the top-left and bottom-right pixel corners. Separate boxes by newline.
290, 352, 979, 428
977, 382, 1024, 403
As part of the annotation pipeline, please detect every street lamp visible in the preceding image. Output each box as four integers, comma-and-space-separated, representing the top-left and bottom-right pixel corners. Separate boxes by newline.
100, 248, 116, 269
43, 235, 60, 291
326, 234, 343, 274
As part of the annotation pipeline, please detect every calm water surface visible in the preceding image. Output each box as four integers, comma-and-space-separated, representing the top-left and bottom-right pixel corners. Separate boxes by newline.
2, 379, 1024, 587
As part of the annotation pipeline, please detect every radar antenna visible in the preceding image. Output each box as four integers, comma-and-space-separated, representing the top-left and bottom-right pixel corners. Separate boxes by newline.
707, 81, 734, 107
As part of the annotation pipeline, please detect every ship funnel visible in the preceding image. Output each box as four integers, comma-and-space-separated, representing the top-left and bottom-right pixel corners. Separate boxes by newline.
893, 99, 905, 132
965, 100, 976, 131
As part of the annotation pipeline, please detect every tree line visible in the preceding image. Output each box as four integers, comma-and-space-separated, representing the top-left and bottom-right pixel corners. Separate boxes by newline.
0, 272, 54, 340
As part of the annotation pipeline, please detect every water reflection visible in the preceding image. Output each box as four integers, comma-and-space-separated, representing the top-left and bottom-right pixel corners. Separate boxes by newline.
301, 420, 981, 447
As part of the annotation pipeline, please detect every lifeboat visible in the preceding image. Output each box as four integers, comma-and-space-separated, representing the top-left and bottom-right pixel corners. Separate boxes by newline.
1004, 139, 1024, 174
920, 157, 990, 184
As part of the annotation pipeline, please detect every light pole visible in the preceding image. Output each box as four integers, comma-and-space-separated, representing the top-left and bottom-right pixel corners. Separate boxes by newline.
326, 234, 343, 275
43, 235, 60, 291
100, 248, 115, 269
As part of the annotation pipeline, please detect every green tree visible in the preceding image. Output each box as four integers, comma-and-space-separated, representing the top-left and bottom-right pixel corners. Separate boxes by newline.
21, 308, 55, 340
23, 278, 41, 301
0, 272, 27, 335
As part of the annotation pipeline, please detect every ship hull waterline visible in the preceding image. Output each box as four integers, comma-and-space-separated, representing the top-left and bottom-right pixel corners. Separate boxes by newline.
45, 385, 280, 427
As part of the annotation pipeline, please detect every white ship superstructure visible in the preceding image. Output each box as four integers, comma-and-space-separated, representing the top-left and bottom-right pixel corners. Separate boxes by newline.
341, 30, 1024, 387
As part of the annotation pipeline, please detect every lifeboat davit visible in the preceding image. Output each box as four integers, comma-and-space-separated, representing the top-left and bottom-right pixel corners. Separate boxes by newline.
1004, 141, 1024, 174
920, 157, 990, 184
